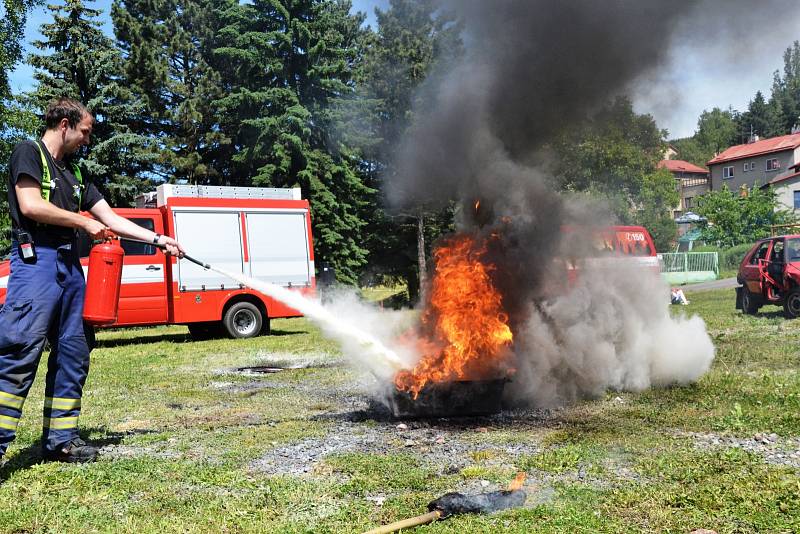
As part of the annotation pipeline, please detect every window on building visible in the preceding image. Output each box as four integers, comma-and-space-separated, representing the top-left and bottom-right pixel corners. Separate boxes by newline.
723, 166, 734, 179
794, 190, 800, 209
685, 196, 694, 209
767, 158, 780, 171
743, 162, 748, 172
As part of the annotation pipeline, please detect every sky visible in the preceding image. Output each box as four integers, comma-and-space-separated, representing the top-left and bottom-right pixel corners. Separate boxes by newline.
7, 0, 799, 140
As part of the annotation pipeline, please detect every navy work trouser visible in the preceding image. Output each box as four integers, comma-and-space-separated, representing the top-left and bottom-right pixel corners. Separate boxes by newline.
0, 240, 90, 455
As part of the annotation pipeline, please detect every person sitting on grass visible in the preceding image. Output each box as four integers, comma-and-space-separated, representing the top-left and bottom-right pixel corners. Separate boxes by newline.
671, 287, 689, 305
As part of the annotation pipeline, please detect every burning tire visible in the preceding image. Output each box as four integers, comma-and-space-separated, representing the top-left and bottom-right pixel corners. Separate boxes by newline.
223, 301, 264, 338
783, 288, 800, 319
741, 289, 760, 315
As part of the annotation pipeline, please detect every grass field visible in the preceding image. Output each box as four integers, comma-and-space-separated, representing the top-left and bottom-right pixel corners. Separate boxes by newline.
0, 288, 798, 533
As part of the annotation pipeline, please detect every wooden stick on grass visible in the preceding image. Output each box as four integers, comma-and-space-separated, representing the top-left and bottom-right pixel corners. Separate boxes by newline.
361, 511, 442, 534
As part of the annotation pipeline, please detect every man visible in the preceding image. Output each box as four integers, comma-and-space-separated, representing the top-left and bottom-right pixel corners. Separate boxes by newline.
0, 98, 184, 464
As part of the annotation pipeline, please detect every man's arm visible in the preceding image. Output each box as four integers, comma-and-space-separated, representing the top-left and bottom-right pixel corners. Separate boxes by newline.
16, 175, 107, 239
89, 199, 184, 256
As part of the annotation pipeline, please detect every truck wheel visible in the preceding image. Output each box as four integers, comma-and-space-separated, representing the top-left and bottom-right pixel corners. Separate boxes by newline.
741, 289, 760, 315
223, 301, 263, 338
783, 289, 800, 319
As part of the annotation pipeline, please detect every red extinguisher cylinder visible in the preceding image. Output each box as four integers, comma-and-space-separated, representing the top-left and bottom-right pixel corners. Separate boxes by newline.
83, 238, 125, 326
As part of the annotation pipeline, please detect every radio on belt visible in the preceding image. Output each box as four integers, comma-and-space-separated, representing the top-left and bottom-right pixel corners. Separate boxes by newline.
15, 229, 36, 262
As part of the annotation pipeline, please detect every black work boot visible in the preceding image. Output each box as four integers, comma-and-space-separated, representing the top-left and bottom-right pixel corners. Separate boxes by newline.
43, 438, 98, 463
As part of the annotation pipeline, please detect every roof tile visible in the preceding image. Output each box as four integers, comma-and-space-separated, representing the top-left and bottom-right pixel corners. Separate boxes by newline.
708, 133, 800, 165
657, 159, 709, 174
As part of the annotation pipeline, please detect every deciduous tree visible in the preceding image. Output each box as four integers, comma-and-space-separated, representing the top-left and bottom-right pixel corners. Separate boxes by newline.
695, 185, 796, 248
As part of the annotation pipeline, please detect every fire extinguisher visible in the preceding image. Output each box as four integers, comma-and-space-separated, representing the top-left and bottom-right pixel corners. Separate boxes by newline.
83, 236, 125, 326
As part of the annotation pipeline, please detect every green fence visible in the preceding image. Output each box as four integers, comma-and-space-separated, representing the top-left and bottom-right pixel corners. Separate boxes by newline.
658, 252, 719, 285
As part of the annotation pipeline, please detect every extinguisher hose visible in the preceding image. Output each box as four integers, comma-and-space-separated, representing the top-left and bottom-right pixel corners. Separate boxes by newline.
118, 237, 211, 269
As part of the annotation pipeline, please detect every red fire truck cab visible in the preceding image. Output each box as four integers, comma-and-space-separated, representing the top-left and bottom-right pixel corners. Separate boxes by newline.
0, 185, 316, 339
561, 225, 660, 287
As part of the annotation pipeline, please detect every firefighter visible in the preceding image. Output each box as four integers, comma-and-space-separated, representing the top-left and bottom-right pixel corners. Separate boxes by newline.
0, 98, 184, 464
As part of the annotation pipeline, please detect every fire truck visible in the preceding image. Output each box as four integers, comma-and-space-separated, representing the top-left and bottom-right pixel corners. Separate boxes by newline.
562, 225, 660, 286
0, 185, 316, 339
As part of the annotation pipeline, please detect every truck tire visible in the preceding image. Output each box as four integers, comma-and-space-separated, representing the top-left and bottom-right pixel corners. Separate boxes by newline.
741, 289, 760, 315
223, 301, 263, 338
783, 289, 800, 319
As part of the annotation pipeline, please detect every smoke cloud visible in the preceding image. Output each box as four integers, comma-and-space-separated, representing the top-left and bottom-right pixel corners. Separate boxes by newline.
510, 265, 714, 406
379, 0, 725, 405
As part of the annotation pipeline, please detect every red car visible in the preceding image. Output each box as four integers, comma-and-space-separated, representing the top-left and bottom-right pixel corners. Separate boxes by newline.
736, 235, 800, 318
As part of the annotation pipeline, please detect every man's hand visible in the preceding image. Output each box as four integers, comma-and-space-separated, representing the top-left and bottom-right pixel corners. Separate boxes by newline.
157, 234, 185, 257
82, 218, 110, 241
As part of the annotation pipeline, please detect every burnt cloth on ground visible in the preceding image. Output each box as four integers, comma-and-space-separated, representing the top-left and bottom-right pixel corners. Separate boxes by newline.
428, 489, 527, 517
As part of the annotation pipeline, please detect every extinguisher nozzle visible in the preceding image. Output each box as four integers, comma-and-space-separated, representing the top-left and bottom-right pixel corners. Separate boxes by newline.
183, 255, 210, 269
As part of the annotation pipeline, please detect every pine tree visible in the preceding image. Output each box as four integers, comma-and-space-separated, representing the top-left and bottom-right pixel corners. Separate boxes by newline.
27, 0, 152, 205
113, 0, 231, 185
1, 0, 42, 250
738, 91, 782, 140
354, 0, 461, 296
213, 0, 373, 284
771, 41, 800, 134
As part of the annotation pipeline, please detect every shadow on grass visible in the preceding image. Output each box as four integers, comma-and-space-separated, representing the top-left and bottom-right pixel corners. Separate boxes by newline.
748, 309, 787, 319
96, 333, 192, 348
0, 426, 154, 481
95, 328, 304, 348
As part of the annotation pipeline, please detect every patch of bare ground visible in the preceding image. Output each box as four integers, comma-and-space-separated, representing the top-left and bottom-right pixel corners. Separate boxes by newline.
672, 429, 800, 468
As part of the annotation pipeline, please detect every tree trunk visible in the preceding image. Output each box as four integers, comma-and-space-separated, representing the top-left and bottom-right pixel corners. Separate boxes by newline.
417, 213, 427, 304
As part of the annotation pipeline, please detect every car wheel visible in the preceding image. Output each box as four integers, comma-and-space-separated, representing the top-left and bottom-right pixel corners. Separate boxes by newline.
783, 289, 800, 319
741, 289, 760, 315
223, 301, 263, 339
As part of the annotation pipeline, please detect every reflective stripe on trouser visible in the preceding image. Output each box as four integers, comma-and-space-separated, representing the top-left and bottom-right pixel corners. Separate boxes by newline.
0, 241, 90, 455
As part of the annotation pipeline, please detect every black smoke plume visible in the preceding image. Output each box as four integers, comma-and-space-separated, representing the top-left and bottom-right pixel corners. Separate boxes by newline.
383, 0, 719, 405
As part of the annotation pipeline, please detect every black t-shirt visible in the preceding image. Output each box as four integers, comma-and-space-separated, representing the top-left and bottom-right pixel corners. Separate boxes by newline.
8, 140, 104, 243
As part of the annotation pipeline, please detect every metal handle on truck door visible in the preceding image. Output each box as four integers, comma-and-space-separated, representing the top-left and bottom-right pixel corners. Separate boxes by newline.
118, 237, 211, 270
146, 265, 161, 271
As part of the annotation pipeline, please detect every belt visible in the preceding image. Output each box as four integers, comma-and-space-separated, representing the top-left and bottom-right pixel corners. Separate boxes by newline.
13, 234, 76, 249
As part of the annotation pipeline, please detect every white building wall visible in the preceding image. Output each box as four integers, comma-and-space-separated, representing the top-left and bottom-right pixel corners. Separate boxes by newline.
773, 175, 800, 213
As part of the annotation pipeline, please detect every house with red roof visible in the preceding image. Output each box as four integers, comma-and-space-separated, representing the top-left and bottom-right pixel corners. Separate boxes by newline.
657, 159, 710, 217
707, 132, 800, 201
761, 160, 800, 212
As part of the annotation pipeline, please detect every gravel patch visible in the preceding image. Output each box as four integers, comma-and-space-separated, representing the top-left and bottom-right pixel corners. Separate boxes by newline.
250, 418, 544, 477
675, 430, 800, 468
100, 442, 183, 461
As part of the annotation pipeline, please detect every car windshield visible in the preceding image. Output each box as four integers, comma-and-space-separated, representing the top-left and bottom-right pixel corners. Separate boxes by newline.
786, 238, 800, 261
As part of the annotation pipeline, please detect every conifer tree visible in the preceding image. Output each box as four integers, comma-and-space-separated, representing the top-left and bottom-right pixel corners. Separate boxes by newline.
113, 0, 231, 185
214, 0, 373, 284
771, 41, 800, 134
354, 0, 461, 295
1, 0, 42, 250
736, 90, 783, 141
27, 0, 152, 205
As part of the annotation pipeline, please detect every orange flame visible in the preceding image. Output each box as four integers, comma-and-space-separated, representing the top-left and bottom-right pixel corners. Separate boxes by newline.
394, 234, 513, 398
